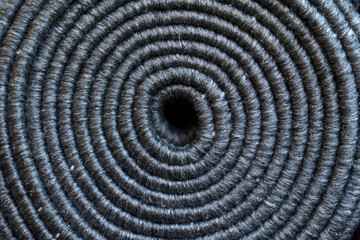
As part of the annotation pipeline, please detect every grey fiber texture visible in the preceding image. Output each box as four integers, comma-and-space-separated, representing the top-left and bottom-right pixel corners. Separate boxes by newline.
0, 0, 360, 239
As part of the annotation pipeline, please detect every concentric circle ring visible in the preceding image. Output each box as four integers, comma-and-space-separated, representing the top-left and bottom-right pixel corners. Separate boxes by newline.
0, 0, 360, 239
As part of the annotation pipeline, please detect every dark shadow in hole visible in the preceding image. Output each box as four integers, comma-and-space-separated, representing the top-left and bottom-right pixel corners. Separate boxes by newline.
163, 97, 198, 131
161, 97, 199, 146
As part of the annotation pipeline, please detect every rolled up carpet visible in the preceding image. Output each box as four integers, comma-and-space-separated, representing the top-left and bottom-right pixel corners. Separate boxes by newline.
0, 0, 360, 239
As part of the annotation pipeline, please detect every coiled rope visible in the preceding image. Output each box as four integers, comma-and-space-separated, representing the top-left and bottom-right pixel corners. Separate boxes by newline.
1, 0, 360, 239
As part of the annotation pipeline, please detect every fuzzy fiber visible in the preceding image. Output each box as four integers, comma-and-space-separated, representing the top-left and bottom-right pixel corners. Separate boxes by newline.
1, 0, 360, 239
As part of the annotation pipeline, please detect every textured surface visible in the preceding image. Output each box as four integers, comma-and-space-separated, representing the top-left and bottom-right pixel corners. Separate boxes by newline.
1, 0, 360, 239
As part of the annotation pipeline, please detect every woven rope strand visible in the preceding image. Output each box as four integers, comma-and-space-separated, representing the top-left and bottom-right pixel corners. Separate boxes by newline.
0, 0, 360, 239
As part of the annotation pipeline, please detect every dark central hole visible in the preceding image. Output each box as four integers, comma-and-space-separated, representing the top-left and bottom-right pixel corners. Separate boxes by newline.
163, 97, 197, 130
162, 97, 198, 145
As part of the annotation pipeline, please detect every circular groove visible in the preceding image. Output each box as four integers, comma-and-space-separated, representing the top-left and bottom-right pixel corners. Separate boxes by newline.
0, 0, 360, 239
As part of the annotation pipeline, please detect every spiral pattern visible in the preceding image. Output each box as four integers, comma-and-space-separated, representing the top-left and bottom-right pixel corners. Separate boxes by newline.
1, 0, 360, 239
